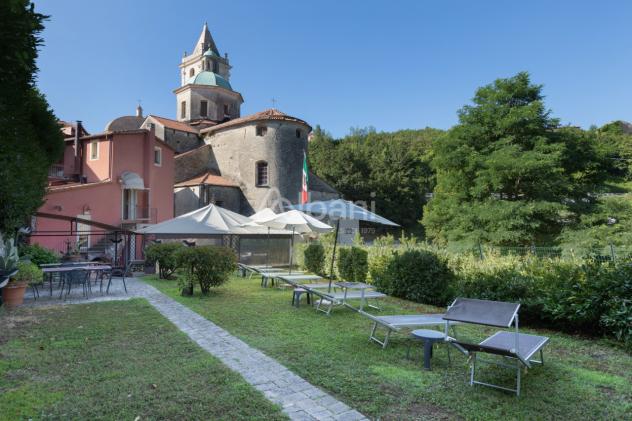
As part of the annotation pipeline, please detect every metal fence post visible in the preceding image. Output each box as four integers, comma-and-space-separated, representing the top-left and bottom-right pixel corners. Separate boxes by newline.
478, 242, 484, 260
610, 243, 616, 261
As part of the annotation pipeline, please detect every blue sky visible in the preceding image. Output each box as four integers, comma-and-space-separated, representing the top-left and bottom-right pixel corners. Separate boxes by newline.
36, 0, 632, 137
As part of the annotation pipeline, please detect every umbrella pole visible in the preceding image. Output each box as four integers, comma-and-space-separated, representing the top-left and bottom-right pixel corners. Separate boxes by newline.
266, 227, 270, 268
289, 227, 295, 274
328, 219, 340, 292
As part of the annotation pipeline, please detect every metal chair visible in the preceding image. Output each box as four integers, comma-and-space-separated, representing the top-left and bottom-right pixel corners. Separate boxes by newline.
60, 269, 90, 299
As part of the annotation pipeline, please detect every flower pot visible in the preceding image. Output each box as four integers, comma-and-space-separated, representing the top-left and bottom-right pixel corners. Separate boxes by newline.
2, 282, 28, 308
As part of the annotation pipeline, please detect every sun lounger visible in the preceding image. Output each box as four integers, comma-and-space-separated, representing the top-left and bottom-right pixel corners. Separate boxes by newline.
359, 311, 455, 348
309, 289, 386, 315
443, 297, 549, 397
264, 273, 316, 288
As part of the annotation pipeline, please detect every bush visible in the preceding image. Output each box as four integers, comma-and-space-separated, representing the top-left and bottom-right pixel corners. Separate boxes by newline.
145, 243, 185, 279
377, 249, 453, 306
303, 243, 325, 275
18, 243, 59, 266
337, 246, 368, 282
13, 260, 43, 285
176, 246, 237, 295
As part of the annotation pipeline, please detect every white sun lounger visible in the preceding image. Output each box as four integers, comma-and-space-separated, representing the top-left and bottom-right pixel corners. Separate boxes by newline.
359, 311, 455, 348
309, 289, 386, 315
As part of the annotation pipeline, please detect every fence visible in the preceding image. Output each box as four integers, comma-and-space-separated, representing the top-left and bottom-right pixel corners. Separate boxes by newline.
476, 243, 632, 262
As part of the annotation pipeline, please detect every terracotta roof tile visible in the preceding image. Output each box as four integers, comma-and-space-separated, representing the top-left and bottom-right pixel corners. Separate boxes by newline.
148, 115, 199, 134
200, 109, 310, 134
174, 171, 239, 188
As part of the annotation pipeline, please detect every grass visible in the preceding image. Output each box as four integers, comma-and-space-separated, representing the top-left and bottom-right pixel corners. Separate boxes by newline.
145, 274, 632, 420
0, 299, 287, 421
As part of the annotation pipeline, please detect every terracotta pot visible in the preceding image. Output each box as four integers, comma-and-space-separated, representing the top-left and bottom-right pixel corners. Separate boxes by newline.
2, 282, 28, 308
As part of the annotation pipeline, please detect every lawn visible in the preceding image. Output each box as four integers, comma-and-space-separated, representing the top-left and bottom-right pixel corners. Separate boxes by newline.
145, 274, 632, 420
0, 299, 287, 421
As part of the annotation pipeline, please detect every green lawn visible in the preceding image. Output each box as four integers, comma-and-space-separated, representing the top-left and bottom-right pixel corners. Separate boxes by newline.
0, 299, 287, 421
145, 275, 632, 420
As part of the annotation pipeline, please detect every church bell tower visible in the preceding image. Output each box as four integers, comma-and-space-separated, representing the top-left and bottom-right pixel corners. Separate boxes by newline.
174, 23, 243, 123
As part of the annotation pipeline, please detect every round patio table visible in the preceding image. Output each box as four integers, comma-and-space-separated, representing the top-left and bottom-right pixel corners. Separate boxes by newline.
409, 329, 449, 370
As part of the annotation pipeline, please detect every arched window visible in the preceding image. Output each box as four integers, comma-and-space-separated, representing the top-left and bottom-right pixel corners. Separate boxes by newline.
189, 68, 195, 77
255, 161, 268, 187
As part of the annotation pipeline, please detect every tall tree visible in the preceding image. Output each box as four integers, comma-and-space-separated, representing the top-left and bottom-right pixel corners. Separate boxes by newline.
0, 0, 64, 237
309, 126, 439, 229
423, 72, 602, 246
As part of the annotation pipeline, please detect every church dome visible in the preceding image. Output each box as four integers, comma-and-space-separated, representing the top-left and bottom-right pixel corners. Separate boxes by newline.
203, 49, 217, 57
186, 71, 232, 90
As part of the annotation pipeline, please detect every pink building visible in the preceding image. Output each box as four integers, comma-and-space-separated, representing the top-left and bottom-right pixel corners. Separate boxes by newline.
32, 121, 175, 261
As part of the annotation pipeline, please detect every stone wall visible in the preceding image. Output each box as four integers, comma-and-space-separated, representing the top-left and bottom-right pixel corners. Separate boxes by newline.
174, 144, 219, 183
174, 184, 242, 216
205, 120, 310, 213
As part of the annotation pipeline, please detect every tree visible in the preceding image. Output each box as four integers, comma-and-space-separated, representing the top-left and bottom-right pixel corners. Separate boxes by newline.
308, 125, 439, 230
0, 0, 64, 237
423, 72, 603, 246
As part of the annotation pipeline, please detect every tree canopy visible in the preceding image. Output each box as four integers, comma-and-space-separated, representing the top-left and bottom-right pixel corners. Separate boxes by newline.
0, 0, 64, 237
422, 72, 604, 246
308, 126, 440, 230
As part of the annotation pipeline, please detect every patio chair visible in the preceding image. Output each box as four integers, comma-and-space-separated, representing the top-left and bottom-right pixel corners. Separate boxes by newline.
105, 261, 130, 294
443, 298, 549, 397
60, 269, 90, 299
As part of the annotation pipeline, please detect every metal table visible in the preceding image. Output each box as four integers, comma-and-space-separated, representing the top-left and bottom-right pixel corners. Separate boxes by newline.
409, 329, 449, 370
41, 265, 111, 297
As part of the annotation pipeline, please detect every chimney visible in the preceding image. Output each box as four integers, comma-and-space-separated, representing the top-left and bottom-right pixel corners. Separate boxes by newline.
136, 104, 143, 118
74, 120, 82, 175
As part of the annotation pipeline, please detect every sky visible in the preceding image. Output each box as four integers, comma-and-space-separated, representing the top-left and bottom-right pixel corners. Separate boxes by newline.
35, 0, 632, 138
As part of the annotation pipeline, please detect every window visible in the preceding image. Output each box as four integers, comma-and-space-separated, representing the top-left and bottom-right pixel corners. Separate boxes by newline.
213, 60, 219, 73
223, 104, 230, 116
89, 140, 99, 160
256, 125, 267, 136
256, 161, 268, 186
200, 100, 208, 117
154, 147, 162, 166
296, 129, 302, 138
180, 101, 186, 119
189, 68, 195, 77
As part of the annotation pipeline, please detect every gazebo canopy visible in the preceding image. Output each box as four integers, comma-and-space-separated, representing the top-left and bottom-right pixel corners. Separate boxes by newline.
137, 204, 290, 236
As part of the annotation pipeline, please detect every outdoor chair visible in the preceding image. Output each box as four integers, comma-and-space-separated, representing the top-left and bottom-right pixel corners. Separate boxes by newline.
60, 269, 90, 299
105, 261, 130, 294
443, 297, 549, 397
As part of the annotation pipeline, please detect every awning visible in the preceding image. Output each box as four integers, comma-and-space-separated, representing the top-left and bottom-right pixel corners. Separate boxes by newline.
119, 171, 145, 190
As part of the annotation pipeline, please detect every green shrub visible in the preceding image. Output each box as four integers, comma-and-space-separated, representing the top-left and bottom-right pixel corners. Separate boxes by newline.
145, 242, 185, 279
303, 243, 325, 275
18, 243, 60, 266
379, 249, 453, 306
176, 246, 237, 295
337, 246, 368, 282
13, 260, 43, 285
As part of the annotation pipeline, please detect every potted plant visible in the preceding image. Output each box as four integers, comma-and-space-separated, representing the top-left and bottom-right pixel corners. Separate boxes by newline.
1, 238, 21, 306
62, 239, 85, 262
2, 261, 42, 308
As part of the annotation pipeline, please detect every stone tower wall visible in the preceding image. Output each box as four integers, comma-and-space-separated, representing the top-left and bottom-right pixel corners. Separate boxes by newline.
205, 120, 310, 213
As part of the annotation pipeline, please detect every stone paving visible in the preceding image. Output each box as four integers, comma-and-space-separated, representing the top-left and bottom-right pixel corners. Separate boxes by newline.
22, 277, 368, 421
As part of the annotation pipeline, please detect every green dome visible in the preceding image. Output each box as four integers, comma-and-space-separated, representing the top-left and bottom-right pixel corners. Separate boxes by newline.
186, 71, 232, 90
203, 49, 217, 57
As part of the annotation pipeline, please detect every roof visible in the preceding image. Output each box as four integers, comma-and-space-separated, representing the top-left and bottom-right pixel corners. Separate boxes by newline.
174, 171, 239, 188
193, 22, 219, 56
200, 109, 311, 135
105, 115, 145, 132
186, 71, 232, 90
308, 172, 338, 194
147, 115, 199, 134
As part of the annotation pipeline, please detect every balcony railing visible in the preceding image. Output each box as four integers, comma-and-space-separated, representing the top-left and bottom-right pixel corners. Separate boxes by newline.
48, 164, 65, 178
122, 206, 157, 224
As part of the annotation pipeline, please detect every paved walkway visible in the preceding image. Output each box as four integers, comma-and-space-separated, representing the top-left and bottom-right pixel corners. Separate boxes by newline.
23, 278, 367, 421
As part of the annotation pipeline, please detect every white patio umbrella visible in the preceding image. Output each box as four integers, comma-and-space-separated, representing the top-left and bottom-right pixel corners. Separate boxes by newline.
255, 209, 333, 273
292, 199, 400, 290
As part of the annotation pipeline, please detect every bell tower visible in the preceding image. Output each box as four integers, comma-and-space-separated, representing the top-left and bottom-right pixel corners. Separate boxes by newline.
174, 23, 243, 123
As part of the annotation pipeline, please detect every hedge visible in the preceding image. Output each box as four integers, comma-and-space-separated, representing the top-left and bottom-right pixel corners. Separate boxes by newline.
145, 242, 185, 279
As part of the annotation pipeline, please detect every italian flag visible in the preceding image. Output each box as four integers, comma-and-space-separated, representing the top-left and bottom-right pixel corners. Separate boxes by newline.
301, 150, 309, 204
